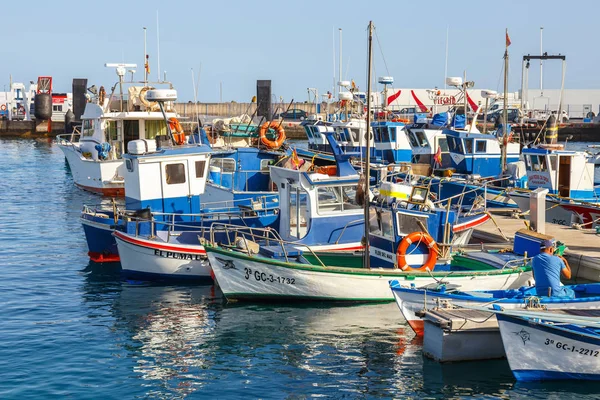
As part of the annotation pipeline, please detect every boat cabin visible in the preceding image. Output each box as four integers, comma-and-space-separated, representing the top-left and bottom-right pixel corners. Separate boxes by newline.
445, 130, 520, 177
406, 126, 450, 167
372, 120, 412, 164
522, 146, 596, 199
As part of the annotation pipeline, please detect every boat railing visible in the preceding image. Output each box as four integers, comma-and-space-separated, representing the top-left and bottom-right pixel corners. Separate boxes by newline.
208, 223, 329, 267
333, 218, 364, 244
56, 131, 82, 146
432, 175, 511, 212
192, 194, 279, 210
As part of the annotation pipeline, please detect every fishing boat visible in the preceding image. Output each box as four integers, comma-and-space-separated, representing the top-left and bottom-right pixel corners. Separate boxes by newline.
112, 131, 366, 280
507, 145, 600, 226
80, 89, 285, 263
389, 229, 593, 335
206, 23, 529, 302
56, 63, 181, 196
491, 306, 600, 381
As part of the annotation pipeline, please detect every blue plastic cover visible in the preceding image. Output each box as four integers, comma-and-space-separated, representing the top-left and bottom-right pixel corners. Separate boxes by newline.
452, 114, 466, 129
414, 113, 428, 123
431, 112, 448, 127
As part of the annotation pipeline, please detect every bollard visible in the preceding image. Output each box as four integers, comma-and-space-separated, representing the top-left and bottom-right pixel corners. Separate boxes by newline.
530, 187, 549, 234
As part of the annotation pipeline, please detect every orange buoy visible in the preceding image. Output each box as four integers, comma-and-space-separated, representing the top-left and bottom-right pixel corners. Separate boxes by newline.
168, 117, 186, 145
259, 121, 286, 149
396, 232, 438, 271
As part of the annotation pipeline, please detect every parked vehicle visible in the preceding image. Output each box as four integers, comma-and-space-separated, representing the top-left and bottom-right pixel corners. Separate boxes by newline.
275, 109, 308, 120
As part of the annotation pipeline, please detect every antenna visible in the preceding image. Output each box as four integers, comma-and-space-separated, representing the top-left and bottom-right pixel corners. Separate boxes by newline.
143, 27, 148, 85
156, 11, 161, 82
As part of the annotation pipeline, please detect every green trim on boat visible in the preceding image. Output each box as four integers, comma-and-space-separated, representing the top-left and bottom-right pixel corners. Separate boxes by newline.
205, 244, 530, 278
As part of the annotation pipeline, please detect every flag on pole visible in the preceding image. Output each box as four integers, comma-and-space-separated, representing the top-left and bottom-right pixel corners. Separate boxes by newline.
506, 30, 511, 47
433, 146, 442, 167
145, 55, 150, 74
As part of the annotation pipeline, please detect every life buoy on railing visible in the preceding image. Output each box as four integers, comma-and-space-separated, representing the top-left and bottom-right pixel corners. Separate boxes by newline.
0, 104, 6, 111
168, 117, 186, 145
259, 121, 286, 149
396, 231, 438, 271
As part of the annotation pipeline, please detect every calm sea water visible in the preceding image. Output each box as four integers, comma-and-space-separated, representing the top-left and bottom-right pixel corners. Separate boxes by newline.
2, 138, 600, 399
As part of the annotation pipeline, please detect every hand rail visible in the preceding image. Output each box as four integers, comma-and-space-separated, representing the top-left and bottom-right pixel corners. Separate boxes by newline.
334, 218, 364, 244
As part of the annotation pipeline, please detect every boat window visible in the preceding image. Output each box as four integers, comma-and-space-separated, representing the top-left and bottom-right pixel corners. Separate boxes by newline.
82, 119, 94, 137
539, 155, 548, 171
289, 186, 309, 239
396, 213, 429, 237
381, 210, 394, 238
475, 140, 486, 153
524, 155, 531, 169
408, 132, 419, 148
165, 163, 186, 185
464, 139, 473, 153
438, 138, 449, 152
260, 159, 272, 173
415, 131, 428, 147
389, 127, 396, 141
210, 158, 236, 173
549, 155, 558, 171
369, 208, 382, 235
106, 121, 118, 141
145, 120, 168, 140
195, 160, 206, 178
304, 127, 314, 139
317, 185, 359, 214
350, 128, 359, 142
530, 155, 547, 171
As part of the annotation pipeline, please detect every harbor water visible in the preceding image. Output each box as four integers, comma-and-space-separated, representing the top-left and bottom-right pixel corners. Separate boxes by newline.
3, 138, 600, 399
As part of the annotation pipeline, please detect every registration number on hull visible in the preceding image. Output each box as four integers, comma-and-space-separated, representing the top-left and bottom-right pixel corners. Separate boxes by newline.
244, 267, 295, 285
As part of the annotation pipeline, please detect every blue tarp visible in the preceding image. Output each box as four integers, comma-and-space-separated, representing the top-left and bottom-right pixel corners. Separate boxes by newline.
452, 114, 466, 129
431, 112, 448, 127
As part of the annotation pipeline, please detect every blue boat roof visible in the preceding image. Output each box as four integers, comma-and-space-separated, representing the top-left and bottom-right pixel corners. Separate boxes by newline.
522, 147, 581, 156
371, 120, 405, 127
443, 128, 498, 140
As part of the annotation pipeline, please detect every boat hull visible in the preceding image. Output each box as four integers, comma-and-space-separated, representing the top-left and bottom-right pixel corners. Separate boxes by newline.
391, 285, 600, 337
497, 314, 600, 381
58, 144, 125, 196
508, 191, 576, 226
114, 231, 212, 281
207, 246, 531, 303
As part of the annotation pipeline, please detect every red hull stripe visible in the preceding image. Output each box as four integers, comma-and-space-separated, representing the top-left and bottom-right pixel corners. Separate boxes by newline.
114, 231, 207, 254
410, 90, 429, 112
75, 182, 124, 197
88, 251, 121, 263
407, 319, 424, 337
453, 214, 490, 232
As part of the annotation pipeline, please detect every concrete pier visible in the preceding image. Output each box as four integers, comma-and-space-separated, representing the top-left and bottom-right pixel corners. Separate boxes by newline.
474, 213, 600, 282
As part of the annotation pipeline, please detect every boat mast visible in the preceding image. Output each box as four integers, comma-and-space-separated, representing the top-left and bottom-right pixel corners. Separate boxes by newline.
501, 29, 510, 173
363, 21, 374, 270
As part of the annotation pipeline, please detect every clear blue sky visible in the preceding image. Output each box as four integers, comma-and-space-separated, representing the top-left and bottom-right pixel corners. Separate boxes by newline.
1, 0, 597, 103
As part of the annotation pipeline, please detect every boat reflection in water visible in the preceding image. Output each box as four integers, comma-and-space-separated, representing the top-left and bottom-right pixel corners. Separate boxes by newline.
80, 265, 544, 398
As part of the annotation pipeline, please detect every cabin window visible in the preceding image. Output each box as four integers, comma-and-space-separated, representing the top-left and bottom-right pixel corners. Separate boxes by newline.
415, 131, 428, 147
82, 119, 94, 137
126, 159, 134, 173
260, 159, 272, 174
464, 139, 473, 153
106, 121, 118, 141
438, 138, 449, 152
165, 163, 186, 185
195, 160, 206, 178
145, 120, 168, 140
530, 155, 547, 172
408, 132, 419, 148
396, 213, 429, 237
289, 186, 309, 239
350, 128, 359, 142
369, 208, 382, 235
210, 158, 236, 173
549, 155, 558, 171
381, 210, 394, 238
389, 127, 396, 141
304, 127, 314, 139
475, 140, 486, 153
316, 185, 359, 214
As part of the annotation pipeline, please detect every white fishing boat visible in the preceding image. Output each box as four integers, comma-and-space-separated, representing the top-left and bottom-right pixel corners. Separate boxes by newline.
470, 305, 600, 381
56, 63, 180, 196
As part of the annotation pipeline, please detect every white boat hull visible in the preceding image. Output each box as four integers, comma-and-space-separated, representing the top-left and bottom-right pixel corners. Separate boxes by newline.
392, 287, 600, 336
508, 191, 576, 226
498, 315, 600, 381
58, 143, 124, 196
114, 232, 211, 280
207, 248, 531, 302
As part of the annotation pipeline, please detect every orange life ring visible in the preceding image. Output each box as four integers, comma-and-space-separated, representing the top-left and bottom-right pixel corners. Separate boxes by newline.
259, 121, 286, 149
396, 232, 438, 271
168, 117, 186, 145
0, 104, 6, 111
